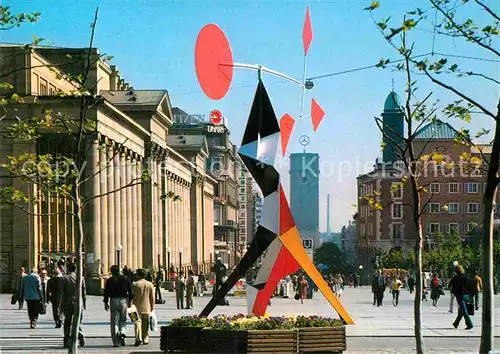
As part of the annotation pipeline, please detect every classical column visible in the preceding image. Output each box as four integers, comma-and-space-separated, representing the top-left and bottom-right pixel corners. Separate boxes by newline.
161, 165, 168, 267
131, 155, 138, 269
89, 139, 101, 275
120, 151, 127, 267
136, 157, 143, 268
126, 154, 133, 268
107, 142, 115, 271
114, 152, 121, 266
157, 156, 163, 269
142, 150, 153, 268
166, 173, 173, 268
151, 159, 158, 268
99, 140, 108, 273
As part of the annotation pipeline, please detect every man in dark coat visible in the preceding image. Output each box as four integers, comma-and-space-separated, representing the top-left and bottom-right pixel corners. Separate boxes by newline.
59, 263, 86, 348
211, 258, 227, 293
47, 268, 63, 328
372, 270, 385, 307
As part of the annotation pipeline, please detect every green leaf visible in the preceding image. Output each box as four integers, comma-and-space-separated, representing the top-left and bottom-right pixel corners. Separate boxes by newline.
364, 1, 380, 11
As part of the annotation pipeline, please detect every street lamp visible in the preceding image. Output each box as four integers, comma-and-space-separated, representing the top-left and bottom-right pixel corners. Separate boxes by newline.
179, 248, 183, 274
115, 244, 122, 268
359, 265, 364, 287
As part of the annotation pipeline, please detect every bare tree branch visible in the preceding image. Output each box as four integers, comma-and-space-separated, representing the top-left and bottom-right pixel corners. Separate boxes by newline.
2, 201, 76, 217
474, 0, 500, 22
81, 178, 142, 208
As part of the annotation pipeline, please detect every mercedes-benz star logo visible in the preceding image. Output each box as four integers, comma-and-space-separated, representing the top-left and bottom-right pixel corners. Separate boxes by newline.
299, 135, 310, 147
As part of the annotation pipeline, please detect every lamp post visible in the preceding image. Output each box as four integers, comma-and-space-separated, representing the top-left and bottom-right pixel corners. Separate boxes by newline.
167, 247, 171, 279
179, 248, 183, 274
359, 265, 363, 286
227, 250, 231, 270
115, 244, 122, 269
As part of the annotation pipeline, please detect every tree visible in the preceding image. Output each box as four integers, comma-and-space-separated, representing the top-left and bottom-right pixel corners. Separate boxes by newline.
314, 242, 345, 274
366, 1, 499, 352
0, 8, 180, 353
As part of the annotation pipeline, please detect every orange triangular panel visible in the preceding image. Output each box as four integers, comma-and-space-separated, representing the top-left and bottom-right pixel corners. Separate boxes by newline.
279, 113, 295, 157
302, 7, 313, 56
280, 226, 354, 325
279, 185, 295, 235
311, 98, 325, 132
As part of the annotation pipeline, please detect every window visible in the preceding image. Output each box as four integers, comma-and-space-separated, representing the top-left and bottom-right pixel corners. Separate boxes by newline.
448, 203, 459, 214
466, 183, 480, 193
392, 183, 403, 199
449, 183, 459, 193
49, 84, 56, 96
33, 74, 39, 95
428, 203, 440, 213
429, 223, 440, 234
392, 203, 403, 219
214, 205, 221, 225
468, 203, 479, 214
368, 223, 373, 236
40, 78, 48, 95
210, 156, 222, 171
449, 223, 459, 234
392, 223, 402, 239
430, 183, 440, 194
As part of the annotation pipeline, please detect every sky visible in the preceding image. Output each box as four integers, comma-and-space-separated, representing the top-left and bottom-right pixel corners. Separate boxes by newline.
3, 0, 498, 232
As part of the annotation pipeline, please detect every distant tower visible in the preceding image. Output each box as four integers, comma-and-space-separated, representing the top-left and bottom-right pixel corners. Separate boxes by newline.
382, 91, 404, 165
327, 194, 331, 236
290, 152, 320, 249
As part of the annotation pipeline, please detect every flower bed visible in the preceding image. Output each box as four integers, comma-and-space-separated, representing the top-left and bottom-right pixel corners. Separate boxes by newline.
161, 315, 345, 353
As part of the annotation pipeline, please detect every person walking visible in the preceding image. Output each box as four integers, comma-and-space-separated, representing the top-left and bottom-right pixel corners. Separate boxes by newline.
21, 268, 43, 329
430, 273, 442, 307
155, 267, 164, 304
211, 257, 227, 293
450, 264, 473, 330
186, 270, 195, 309
298, 275, 309, 304
132, 269, 155, 347
470, 271, 482, 311
175, 271, 186, 309
372, 270, 385, 307
198, 270, 206, 293
407, 274, 415, 294
103, 265, 133, 347
334, 274, 343, 298
13, 266, 27, 310
39, 269, 49, 315
59, 263, 86, 348
391, 275, 403, 307
47, 268, 64, 328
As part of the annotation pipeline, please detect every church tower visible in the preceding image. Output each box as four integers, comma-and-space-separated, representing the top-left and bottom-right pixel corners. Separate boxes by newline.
381, 91, 404, 165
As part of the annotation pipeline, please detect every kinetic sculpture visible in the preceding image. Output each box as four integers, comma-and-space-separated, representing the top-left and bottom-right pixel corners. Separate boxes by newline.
195, 7, 353, 325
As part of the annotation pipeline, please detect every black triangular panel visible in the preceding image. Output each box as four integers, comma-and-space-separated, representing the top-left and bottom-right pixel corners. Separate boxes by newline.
238, 154, 279, 197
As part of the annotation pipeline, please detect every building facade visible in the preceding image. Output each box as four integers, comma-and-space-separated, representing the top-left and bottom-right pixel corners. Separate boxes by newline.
250, 190, 263, 243
290, 152, 320, 255
0, 45, 215, 292
356, 91, 500, 274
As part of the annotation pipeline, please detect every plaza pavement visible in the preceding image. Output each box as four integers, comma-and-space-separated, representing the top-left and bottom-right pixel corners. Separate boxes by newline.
0, 286, 499, 353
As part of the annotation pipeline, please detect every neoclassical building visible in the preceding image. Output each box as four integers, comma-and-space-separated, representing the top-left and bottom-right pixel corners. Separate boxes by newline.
0, 45, 215, 292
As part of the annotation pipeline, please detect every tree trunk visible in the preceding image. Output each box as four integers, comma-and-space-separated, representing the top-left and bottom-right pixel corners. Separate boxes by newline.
413, 219, 425, 354
479, 114, 500, 354
68, 192, 84, 354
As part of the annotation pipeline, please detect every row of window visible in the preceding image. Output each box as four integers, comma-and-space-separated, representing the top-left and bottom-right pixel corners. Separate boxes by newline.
391, 202, 500, 218
391, 182, 484, 198
33, 74, 57, 96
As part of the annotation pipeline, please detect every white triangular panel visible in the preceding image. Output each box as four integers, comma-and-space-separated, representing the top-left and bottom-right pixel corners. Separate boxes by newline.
246, 285, 259, 316
254, 237, 282, 285
259, 191, 279, 234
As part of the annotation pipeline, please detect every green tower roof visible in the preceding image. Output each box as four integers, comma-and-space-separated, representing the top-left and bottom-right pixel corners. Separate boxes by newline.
384, 91, 402, 112
414, 119, 458, 140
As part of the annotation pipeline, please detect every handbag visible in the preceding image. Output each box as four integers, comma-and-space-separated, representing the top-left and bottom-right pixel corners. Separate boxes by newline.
38, 301, 46, 315
127, 305, 139, 323
11, 294, 17, 305
149, 311, 158, 331
466, 300, 474, 316
294, 293, 300, 300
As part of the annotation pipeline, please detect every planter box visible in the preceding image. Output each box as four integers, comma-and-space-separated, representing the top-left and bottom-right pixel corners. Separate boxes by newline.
298, 327, 346, 353
160, 326, 203, 353
247, 329, 298, 353
160, 326, 345, 353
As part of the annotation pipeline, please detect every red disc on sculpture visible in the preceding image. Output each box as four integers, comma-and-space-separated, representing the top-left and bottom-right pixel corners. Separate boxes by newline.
195, 24, 233, 100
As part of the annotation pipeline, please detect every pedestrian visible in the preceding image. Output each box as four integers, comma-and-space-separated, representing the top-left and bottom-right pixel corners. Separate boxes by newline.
132, 268, 155, 347
155, 267, 164, 304
21, 268, 43, 329
175, 271, 186, 309
186, 270, 195, 309
103, 265, 133, 347
211, 257, 227, 293
469, 271, 482, 311
430, 273, 443, 307
47, 268, 64, 328
198, 270, 206, 292
408, 274, 415, 294
450, 264, 473, 330
448, 277, 455, 313
334, 274, 343, 298
297, 275, 309, 304
39, 269, 49, 313
391, 275, 403, 307
59, 263, 85, 348
372, 270, 385, 307
13, 266, 27, 310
